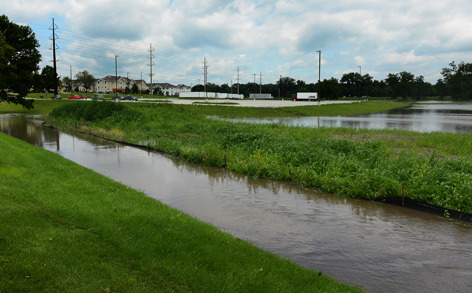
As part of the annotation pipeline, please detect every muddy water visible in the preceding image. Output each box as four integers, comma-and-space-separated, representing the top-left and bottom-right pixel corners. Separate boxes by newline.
1, 114, 472, 293
217, 102, 472, 133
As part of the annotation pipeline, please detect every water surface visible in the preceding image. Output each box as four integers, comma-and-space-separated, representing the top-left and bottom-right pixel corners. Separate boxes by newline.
1, 114, 472, 293
217, 102, 472, 133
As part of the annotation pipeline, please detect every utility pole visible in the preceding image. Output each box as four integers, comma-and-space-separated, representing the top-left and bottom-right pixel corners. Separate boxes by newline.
140, 72, 143, 96
236, 67, 240, 95
253, 73, 256, 96
148, 43, 155, 95
115, 55, 119, 96
69, 66, 72, 93
316, 50, 321, 100
358, 66, 362, 98
279, 75, 282, 98
203, 57, 208, 99
50, 18, 59, 96
259, 72, 262, 94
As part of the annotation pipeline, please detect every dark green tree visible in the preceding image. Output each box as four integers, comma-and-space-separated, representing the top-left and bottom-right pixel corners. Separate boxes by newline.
276, 77, 296, 98
131, 83, 139, 94
153, 87, 163, 95
386, 71, 415, 99
441, 61, 472, 100
191, 84, 204, 92
40, 65, 56, 92
340, 72, 362, 97
62, 76, 73, 92
319, 78, 341, 99
0, 15, 41, 109
32, 72, 43, 92
75, 70, 95, 92
220, 83, 230, 93
435, 79, 448, 99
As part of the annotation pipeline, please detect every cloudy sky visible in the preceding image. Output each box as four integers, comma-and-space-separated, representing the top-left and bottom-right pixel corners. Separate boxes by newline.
2, 0, 472, 86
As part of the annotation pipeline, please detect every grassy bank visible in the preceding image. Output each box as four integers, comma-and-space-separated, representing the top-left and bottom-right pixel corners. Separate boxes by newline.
184, 101, 411, 117
46, 102, 472, 215
0, 132, 361, 292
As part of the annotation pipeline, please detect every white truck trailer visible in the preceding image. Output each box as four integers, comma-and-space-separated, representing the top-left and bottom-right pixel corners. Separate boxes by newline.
250, 93, 273, 99
291, 92, 318, 101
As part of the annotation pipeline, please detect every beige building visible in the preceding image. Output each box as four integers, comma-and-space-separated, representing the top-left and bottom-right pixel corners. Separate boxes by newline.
95, 75, 136, 93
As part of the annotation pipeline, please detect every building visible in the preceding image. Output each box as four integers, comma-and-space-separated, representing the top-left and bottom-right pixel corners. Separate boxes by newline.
151, 83, 191, 96
94, 75, 139, 93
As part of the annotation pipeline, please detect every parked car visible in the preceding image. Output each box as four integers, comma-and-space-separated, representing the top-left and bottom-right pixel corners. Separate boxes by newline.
112, 95, 124, 100
68, 95, 80, 99
92, 94, 105, 100
51, 95, 62, 99
79, 95, 87, 99
123, 95, 138, 101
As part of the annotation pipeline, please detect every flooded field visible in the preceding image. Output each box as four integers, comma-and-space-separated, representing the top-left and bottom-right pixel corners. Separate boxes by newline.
217, 103, 472, 133
1, 114, 472, 293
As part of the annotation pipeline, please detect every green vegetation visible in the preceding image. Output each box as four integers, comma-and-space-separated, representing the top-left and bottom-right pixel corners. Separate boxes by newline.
0, 99, 68, 114
0, 132, 361, 292
189, 101, 410, 118
0, 14, 41, 109
47, 101, 472, 215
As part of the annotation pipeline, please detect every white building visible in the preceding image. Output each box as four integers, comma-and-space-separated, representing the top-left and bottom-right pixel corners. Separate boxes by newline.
151, 83, 192, 96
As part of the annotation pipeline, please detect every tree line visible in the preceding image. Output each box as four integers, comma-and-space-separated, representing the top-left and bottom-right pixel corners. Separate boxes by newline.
193, 63, 472, 100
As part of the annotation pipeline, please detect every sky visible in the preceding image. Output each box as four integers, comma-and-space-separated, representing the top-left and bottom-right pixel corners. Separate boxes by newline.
2, 0, 472, 86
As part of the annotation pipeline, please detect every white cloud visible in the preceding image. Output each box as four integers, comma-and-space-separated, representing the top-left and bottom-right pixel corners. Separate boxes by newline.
354, 56, 366, 66
2, 0, 472, 84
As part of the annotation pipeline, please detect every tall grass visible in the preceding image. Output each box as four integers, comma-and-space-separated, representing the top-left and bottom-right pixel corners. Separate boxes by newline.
48, 103, 472, 214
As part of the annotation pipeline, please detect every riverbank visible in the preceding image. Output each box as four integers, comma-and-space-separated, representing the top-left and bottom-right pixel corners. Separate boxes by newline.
0, 132, 361, 292
46, 101, 472, 216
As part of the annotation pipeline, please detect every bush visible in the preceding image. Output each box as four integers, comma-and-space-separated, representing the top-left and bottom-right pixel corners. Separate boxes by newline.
50, 102, 142, 123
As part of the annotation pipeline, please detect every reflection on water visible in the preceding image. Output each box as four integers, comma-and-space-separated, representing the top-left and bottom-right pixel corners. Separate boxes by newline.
1, 114, 472, 293
216, 103, 472, 133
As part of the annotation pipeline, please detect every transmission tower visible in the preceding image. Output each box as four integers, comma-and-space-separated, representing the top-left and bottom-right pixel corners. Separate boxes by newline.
148, 43, 155, 95
49, 18, 59, 95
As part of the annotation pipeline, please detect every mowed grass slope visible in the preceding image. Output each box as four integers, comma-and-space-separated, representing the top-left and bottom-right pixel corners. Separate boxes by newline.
0, 133, 362, 292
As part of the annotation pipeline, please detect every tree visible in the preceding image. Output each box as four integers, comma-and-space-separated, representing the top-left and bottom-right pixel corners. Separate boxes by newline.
131, 83, 139, 94
62, 76, 73, 92
319, 78, 341, 99
0, 15, 41, 109
386, 71, 415, 99
277, 77, 296, 98
191, 84, 204, 92
441, 61, 472, 100
75, 70, 95, 92
40, 65, 56, 92
398, 71, 415, 99
153, 87, 163, 95
435, 79, 448, 99
340, 72, 362, 97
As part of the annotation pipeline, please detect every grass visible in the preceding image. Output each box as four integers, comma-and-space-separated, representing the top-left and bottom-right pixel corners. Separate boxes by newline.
45, 101, 472, 215
185, 101, 411, 117
0, 132, 362, 292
